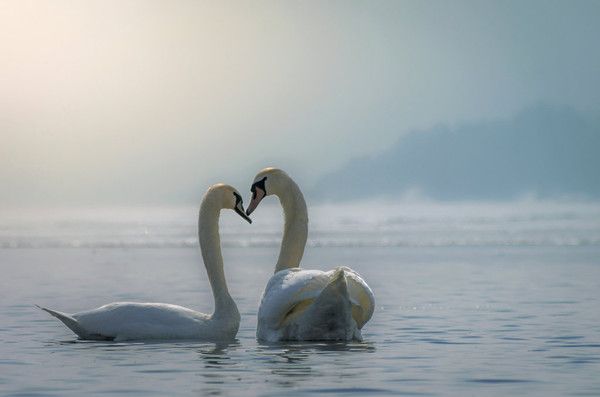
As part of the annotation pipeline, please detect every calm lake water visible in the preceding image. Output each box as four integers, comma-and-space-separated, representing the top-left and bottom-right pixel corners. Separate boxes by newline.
1, 201, 600, 396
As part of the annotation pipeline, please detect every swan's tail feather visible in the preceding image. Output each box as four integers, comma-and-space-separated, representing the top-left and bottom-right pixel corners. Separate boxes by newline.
35, 305, 88, 339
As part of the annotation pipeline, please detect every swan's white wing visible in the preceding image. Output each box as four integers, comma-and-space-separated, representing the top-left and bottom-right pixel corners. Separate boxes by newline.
258, 269, 330, 328
257, 267, 375, 341
72, 302, 209, 341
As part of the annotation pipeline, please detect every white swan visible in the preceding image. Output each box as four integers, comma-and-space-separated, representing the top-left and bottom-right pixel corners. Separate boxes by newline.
37, 184, 252, 341
246, 168, 374, 342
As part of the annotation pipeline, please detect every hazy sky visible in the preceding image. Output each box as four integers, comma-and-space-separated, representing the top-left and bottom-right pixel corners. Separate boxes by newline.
1, 0, 599, 205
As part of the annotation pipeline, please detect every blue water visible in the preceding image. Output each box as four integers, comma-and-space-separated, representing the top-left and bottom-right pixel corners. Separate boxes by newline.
1, 202, 600, 396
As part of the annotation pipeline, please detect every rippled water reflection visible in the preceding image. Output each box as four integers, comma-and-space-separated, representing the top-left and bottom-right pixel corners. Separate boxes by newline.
1, 245, 600, 396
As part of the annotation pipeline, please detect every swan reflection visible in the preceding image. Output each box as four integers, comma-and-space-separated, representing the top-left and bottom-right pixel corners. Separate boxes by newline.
198, 341, 240, 369
255, 341, 375, 387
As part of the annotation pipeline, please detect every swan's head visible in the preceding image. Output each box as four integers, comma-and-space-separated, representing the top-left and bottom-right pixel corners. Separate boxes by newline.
246, 167, 289, 216
206, 183, 252, 223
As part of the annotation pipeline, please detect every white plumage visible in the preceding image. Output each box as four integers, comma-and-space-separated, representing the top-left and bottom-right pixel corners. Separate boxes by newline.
247, 168, 375, 341
257, 266, 374, 342
37, 184, 251, 341
38, 303, 216, 341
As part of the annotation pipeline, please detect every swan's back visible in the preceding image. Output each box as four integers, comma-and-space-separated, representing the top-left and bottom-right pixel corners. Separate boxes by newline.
73, 303, 209, 340
39, 302, 241, 341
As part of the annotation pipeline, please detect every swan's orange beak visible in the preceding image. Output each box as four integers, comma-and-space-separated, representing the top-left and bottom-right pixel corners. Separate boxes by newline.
246, 188, 265, 216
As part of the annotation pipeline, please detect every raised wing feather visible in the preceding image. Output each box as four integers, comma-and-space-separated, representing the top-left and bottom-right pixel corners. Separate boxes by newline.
341, 267, 375, 328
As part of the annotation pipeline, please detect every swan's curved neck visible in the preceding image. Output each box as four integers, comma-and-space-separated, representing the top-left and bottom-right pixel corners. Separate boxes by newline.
198, 201, 238, 319
275, 177, 308, 273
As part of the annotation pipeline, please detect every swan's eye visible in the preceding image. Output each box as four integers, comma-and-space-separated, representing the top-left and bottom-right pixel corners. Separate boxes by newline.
251, 177, 267, 199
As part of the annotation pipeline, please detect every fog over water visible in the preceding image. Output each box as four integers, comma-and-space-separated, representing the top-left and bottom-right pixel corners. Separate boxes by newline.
2, 200, 599, 249
1, 1, 600, 205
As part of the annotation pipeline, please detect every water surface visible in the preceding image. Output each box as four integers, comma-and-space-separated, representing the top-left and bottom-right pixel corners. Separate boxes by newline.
1, 202, 599, 396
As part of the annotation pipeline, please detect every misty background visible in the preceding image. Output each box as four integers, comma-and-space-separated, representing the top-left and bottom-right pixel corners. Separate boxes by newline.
1, 0, 599, 206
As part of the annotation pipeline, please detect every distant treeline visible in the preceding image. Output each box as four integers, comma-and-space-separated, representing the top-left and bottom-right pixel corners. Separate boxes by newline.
314, 105, 600, 200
